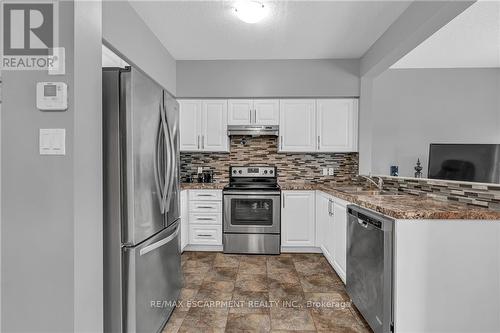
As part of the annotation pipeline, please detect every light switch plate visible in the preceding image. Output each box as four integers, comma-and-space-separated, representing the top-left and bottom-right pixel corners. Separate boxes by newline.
39, 129, 66, 155
328, 168, 334, 176
322, 168, 328, 176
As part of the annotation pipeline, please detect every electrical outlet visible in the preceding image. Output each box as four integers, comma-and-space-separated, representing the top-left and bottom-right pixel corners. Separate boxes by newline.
328, 168, 334, 176
197, 167, 203, 174
322, 168, 328, 176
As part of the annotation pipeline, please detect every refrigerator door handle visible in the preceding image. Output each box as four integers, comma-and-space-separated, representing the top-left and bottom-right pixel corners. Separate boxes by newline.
161, 97, 175, 213
139, 223, 179, 256
153, 105, 165, 213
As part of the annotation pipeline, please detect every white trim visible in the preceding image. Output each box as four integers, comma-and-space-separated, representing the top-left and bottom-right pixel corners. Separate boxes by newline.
280, 246, 322, 253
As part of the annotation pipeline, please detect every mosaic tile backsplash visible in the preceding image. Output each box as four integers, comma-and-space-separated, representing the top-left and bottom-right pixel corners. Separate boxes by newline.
180, 136, 359, 185
381, 176, 500, 210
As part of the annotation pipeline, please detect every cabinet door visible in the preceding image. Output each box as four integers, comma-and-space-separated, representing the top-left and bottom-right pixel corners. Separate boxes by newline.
281, 191, 315, 247
279, 99, 316, 152
228, 99, 253, 125
317, 99, 358, 152
201, 100, 228, 152
179, 100, 202, 151
254, 99, 279, 125
333, 199, 348, 282
315, 191, 329, 249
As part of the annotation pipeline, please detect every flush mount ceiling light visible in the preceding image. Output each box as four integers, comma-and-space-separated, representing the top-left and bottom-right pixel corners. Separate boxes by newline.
234, 1, 268, 24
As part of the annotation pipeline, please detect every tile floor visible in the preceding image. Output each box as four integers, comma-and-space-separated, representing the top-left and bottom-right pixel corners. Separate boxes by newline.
163, 252, 372, 333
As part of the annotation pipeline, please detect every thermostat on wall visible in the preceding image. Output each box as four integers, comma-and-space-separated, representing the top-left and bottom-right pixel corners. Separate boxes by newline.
36, 82, 68, 111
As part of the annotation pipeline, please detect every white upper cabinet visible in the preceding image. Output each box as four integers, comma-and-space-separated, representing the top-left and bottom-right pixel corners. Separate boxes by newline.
179, 99, 228, 152
281, 191, 316, 247
179, 100, 202, 151
254, 99, 279, 125
317, 99, 358, 152
279, 99, 316, 152
279, 98, 358, 153
201, 100, 228, 152
228, 99, 279, 125
228, 99, 253, 125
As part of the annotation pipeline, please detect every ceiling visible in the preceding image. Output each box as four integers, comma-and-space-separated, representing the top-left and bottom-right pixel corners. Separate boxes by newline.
392, 0, 500, 69
129, 1, 411, 60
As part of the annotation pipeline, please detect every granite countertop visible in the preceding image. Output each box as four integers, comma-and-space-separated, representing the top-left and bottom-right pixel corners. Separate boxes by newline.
181, 181, 500, 220
280, 182, 500, 220
181, 182, 227, 190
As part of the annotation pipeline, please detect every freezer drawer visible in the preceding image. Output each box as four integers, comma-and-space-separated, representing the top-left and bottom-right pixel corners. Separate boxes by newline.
123, 221, 182, 333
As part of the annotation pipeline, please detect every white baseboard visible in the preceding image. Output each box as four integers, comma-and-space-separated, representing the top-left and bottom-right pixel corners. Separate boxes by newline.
183, 244, 223, 252
281, 246, 322, 253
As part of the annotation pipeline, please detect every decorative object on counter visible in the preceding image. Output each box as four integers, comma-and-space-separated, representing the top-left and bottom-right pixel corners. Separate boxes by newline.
390, 165, 399, 177
184, 174, 194, 183
240, 136, 248, 145
414, 158, 423, 178
202, 170, 214, 183
181, 135, 359, 186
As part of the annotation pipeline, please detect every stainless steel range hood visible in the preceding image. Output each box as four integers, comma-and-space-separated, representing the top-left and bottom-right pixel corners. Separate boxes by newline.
227, 125, 279, 137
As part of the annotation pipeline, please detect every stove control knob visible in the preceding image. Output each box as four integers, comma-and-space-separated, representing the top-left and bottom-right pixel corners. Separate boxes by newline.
238, 170, 242, 174
270, 170, 274, 174
233, 170, 237, 174
264, 170, 268, 174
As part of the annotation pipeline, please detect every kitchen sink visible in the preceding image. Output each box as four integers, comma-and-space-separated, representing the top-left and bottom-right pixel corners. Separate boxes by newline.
337, 188, 397, 196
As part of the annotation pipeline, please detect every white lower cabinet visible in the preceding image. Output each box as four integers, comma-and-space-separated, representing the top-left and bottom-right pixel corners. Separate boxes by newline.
180, 190, 188, 252
315, 191, 335, 260
314, 191, 349, 283
183, 189, 222, 248
332, 198, 348, 282
281, 191, 316, 247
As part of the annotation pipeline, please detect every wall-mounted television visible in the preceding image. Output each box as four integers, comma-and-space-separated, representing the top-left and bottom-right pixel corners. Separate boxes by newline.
428, 144, 500, 184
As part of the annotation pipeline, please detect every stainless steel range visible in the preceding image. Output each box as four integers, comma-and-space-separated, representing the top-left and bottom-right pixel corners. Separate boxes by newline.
223, 166, 281, 254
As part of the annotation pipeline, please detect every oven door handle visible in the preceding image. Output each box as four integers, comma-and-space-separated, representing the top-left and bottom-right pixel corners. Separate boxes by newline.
223, 191, 281, 196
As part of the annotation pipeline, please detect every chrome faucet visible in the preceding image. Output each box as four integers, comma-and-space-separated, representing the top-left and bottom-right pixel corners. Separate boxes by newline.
359, 175, 384, 191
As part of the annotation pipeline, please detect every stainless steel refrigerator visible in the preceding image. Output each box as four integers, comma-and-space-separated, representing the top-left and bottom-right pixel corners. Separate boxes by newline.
103, 67, 182, 333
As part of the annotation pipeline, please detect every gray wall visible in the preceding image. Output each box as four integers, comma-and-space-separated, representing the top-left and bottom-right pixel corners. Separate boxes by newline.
370, 68, 500, 177
103, 1, 177, 95
2, 2, 75, 331
176, 59, 360, 98
1, 1, 103, 332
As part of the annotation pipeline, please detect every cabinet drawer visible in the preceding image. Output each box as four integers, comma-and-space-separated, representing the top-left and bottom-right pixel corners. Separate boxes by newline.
188, 190, 222, 201
189, 225, 222, 245
189, 201, 222, 213
189, 213, 221, 225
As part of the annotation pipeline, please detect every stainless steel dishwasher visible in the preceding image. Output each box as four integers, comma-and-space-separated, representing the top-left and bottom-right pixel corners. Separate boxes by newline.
346, 205, 394, 333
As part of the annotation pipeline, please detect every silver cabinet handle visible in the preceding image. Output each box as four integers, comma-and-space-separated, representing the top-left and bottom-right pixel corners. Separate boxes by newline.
197, 194, 215, 197
253, 109, 257, 123
318, 136, 320, 150
196, 217, 215, 221
197, 135, 200, 150
249, 109, 252, 123
198, 234, 212, 237
282, 194, 285, 208
197, 206, 213, 209
280, 136, 283, 150
202, 135, 204, 149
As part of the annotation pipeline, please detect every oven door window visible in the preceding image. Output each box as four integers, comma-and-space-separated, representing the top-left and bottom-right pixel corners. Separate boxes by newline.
231, 198, 273, 226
